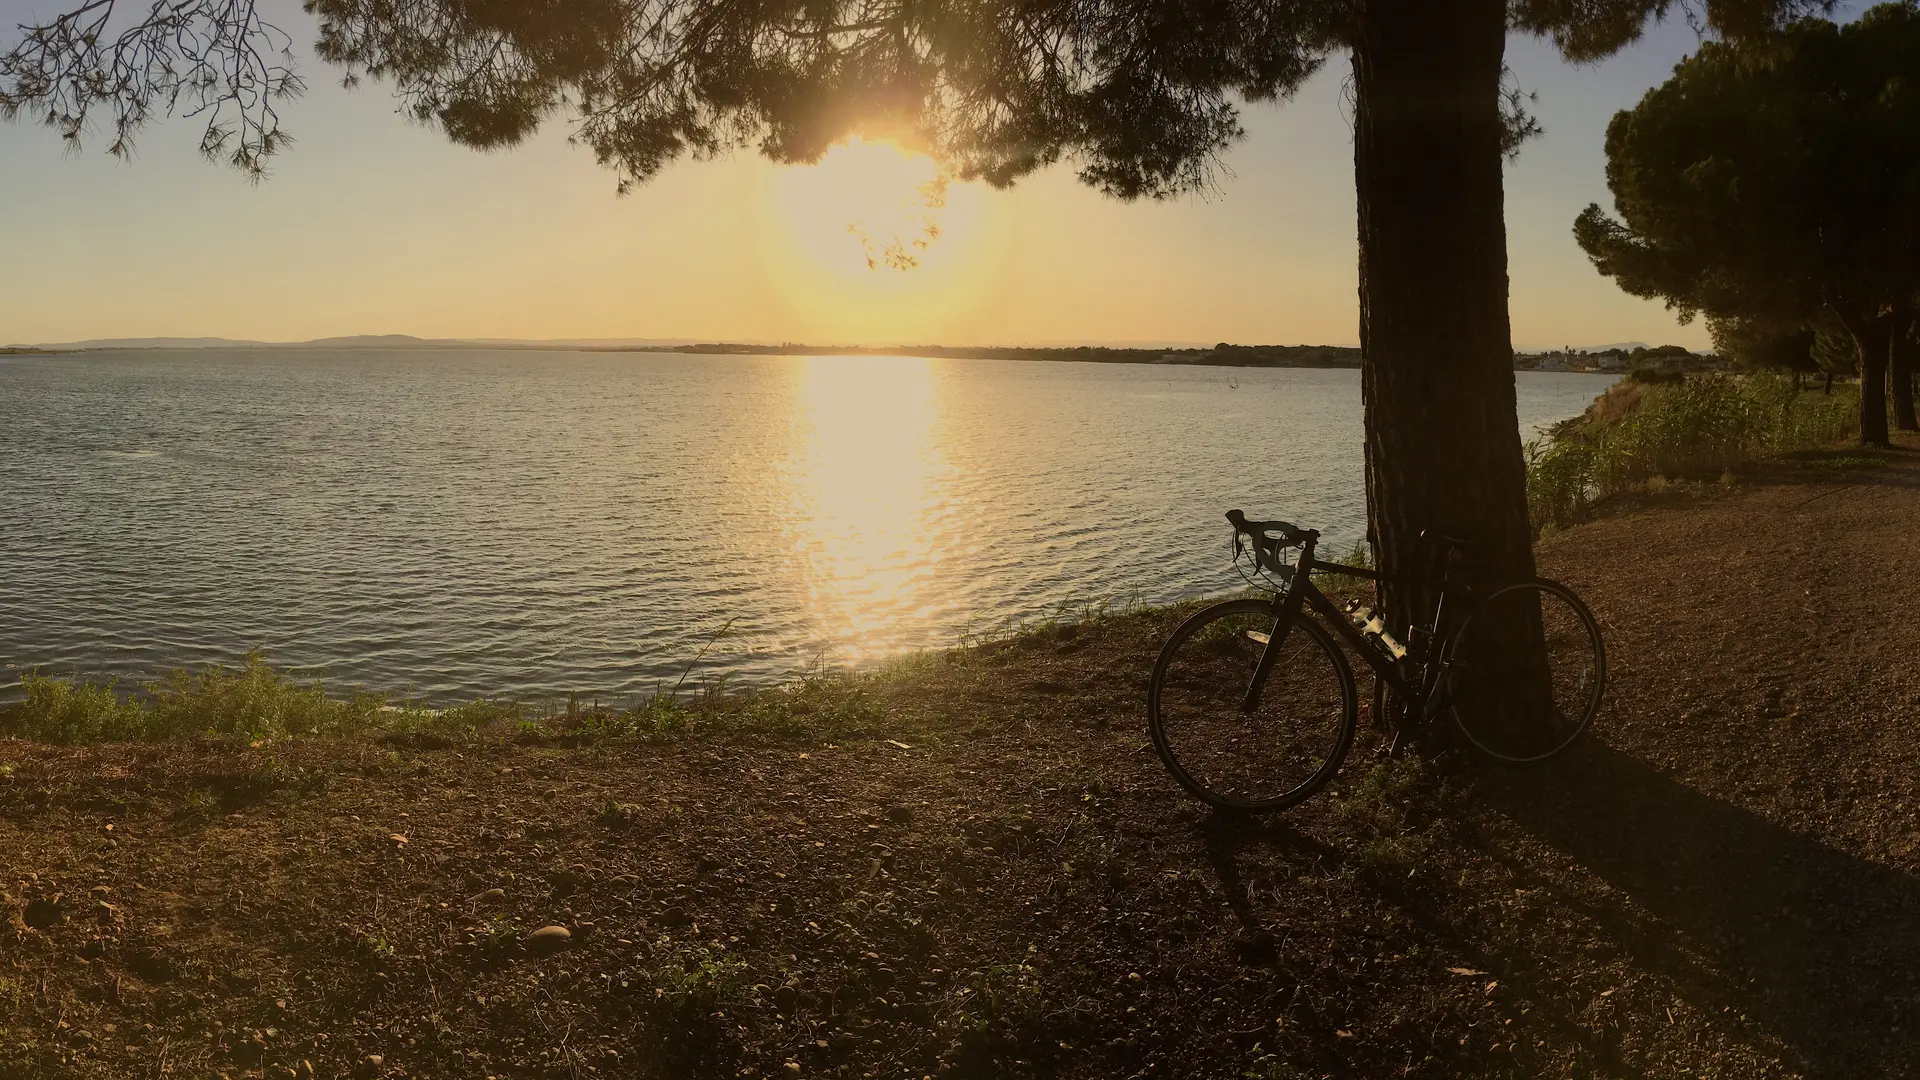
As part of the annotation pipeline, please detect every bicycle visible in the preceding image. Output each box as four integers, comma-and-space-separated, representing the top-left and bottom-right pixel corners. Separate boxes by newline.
1146, 509, 1605, 812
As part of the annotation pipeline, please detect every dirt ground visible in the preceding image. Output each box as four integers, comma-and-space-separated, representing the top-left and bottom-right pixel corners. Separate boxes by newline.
4, 442, 1919, 1080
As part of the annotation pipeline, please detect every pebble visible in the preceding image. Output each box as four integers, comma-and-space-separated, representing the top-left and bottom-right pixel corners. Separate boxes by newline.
527, 925, 572, 953
472, 888, 507, 905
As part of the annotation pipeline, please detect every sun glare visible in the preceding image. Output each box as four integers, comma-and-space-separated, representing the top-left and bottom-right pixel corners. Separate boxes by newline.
778, 138, 957, 275
779, 355, 953, 662
759, 138, 1002, 339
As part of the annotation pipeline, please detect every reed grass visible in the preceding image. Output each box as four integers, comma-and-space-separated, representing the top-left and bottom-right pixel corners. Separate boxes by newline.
1525, 372, 1859, 534
3, 653, 523, 744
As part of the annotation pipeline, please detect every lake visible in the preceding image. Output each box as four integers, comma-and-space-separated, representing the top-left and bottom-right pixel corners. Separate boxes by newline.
0, 349, 1615, 702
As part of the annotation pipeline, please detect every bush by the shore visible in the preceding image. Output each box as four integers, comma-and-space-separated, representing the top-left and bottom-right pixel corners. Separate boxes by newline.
1525, 372, 1858, 533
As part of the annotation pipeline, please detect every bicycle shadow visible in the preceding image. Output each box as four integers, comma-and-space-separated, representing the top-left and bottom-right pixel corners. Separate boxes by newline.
1193, 742, 1920, 1078
1196, 810, 1654, 1079
1476, 740, 1920, 1078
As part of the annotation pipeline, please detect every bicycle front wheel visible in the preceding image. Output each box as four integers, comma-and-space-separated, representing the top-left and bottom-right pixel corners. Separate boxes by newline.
1446, 579, 1605, 763
1148, 599, 1357, 811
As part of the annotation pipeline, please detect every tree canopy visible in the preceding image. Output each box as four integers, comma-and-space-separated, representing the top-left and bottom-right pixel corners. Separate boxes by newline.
1575, 4, 1920, 439
1577, 6, 1920, 325
2, 1, 1833, 189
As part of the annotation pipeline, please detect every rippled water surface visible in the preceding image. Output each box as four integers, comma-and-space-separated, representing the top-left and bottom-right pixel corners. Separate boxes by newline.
0, 350, 1615, 700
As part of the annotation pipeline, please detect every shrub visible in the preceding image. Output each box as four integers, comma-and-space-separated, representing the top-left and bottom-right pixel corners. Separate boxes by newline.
1526, 373, 1858, 532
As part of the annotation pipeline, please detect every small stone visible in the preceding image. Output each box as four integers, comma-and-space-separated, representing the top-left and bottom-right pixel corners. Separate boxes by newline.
527, 925, 572, 953
472, 888, 506, 905
784, 1064, 802, 1075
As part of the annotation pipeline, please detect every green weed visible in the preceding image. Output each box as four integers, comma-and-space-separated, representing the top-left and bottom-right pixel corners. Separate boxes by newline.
1332, 757, 1441, 880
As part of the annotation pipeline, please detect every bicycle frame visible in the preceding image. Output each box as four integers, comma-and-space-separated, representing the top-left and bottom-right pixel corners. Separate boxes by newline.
1241, 534, 1456, 722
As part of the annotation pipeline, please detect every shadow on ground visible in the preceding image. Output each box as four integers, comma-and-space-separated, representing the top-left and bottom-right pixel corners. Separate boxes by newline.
1480, 741, 1920, 1078
1188, 740, 1920, 1078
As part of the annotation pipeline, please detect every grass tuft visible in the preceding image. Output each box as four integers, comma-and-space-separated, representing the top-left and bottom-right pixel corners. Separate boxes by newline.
7, 653, 523, 744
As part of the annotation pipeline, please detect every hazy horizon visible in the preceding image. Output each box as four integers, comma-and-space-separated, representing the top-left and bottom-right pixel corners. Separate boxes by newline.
8, 333, 1672, 354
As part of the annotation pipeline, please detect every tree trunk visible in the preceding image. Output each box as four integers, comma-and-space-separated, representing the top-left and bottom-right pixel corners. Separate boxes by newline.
1835, 308, 1891, 446
1353, 0, 1532, 608
1824, 370, 1834, 395
1891, 301, 1918, 432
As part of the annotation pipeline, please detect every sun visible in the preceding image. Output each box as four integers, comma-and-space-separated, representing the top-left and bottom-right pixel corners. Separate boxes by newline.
772, 137, 984, 278
758, 136, 1002, 339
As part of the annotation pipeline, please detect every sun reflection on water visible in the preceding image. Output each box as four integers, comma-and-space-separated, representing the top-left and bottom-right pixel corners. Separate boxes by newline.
781, 355, 951, 662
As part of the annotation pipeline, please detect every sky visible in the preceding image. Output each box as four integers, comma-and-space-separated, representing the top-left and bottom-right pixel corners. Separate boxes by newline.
0, 6, 1844, 349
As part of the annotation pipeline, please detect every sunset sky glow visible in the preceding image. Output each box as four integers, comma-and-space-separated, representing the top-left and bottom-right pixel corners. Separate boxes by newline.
0, 6, 1814, 350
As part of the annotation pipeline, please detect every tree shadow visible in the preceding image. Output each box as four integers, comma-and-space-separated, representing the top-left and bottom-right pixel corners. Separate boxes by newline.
1191, 744, 1920, 1077
1194, 807, 1654, 1078
1478, 741, 1920, 1078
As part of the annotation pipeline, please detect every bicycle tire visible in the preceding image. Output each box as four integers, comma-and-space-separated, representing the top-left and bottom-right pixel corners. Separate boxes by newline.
1445, 578, 1605, 763
1148, 598, 1358, 811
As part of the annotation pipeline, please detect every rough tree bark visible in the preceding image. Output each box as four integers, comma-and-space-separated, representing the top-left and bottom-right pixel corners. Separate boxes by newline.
1890, 299, 1918, 432
1353, 0, 1533, 614
1836, 309, 1892, 446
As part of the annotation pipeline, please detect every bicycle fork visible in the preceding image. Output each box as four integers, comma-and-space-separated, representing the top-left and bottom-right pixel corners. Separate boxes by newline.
1238, 601, 1303, 713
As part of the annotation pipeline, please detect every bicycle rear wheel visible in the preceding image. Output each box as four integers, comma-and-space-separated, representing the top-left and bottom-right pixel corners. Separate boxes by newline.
1445, 579, 1605, 763
1148, 599, 1357, 811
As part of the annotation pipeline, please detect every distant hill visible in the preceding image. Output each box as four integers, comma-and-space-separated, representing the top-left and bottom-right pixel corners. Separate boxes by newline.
7, 334, 704, 352
294, 334, 468, 349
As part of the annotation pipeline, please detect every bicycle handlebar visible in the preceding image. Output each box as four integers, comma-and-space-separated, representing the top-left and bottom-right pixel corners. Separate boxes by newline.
1226, 508, 1316, 546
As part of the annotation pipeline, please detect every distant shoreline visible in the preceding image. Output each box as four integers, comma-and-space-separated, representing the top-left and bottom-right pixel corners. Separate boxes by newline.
598, 341, 1366, 368
3, 338, 1654, 373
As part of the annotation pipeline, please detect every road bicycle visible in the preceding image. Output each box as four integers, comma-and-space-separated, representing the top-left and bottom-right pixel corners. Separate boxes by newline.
1146, 509, 1605, 812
